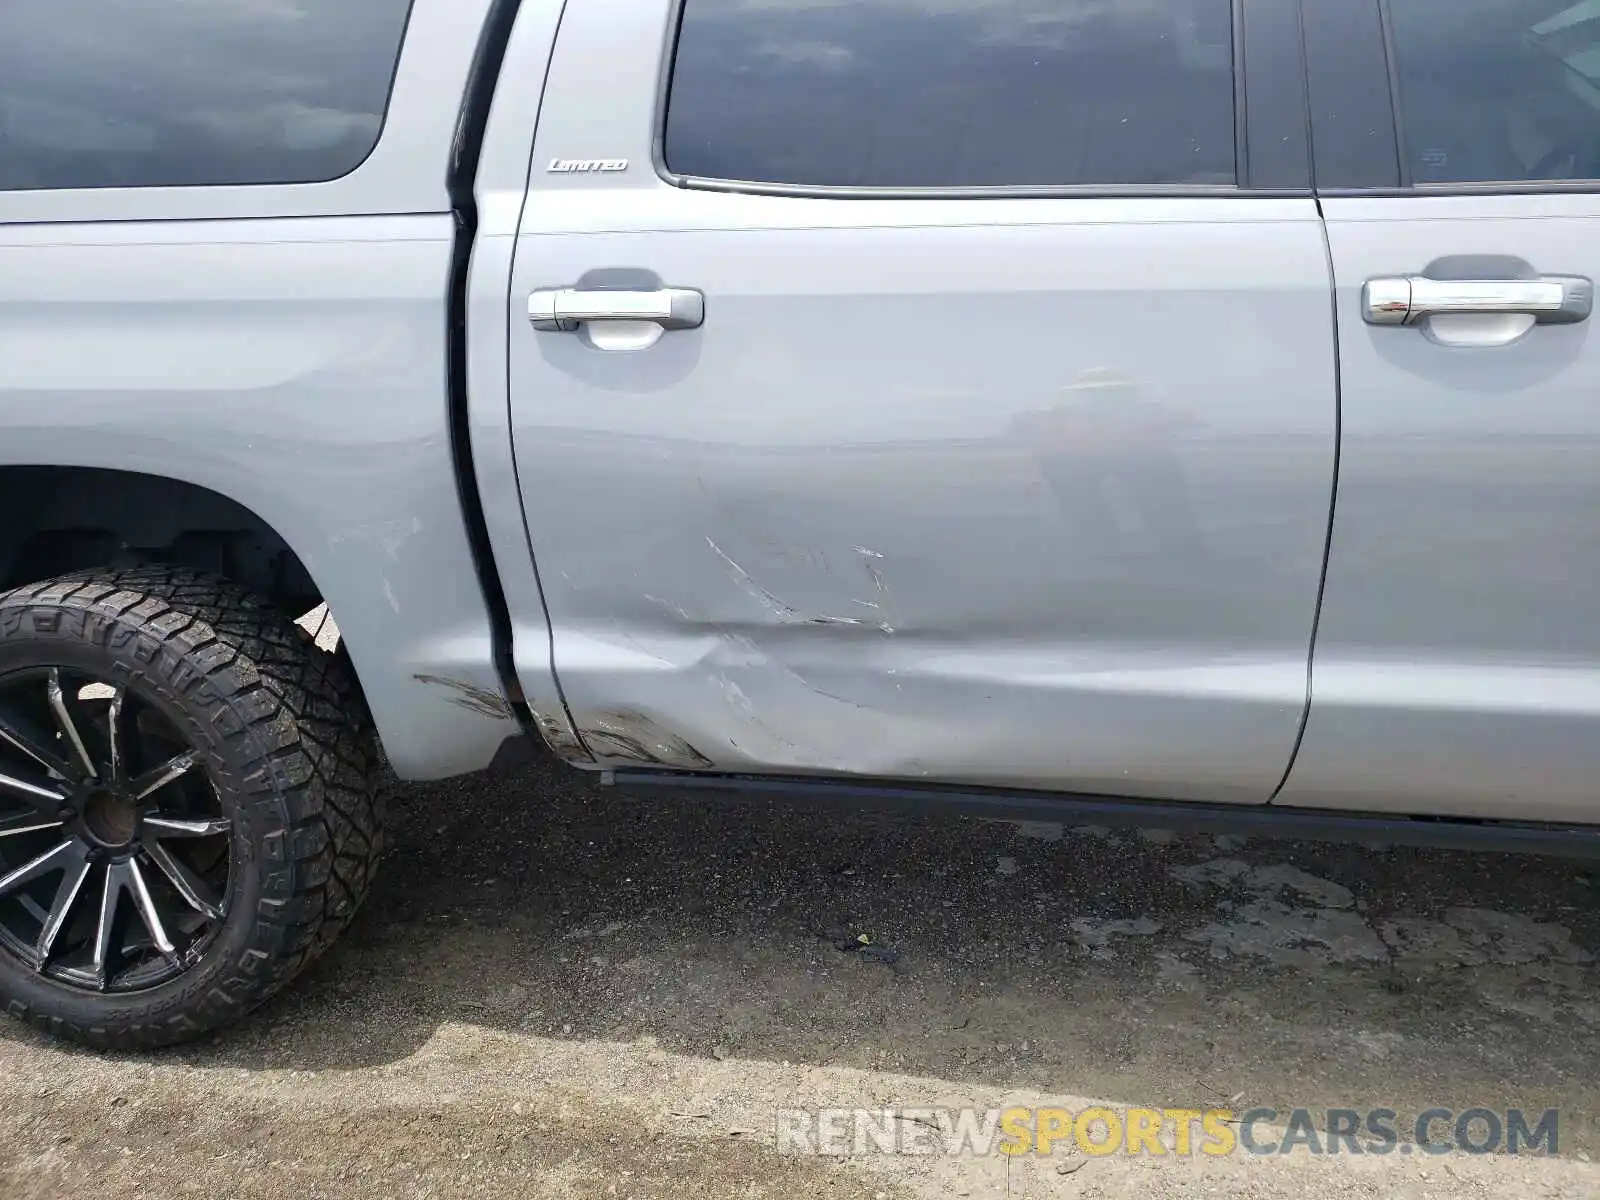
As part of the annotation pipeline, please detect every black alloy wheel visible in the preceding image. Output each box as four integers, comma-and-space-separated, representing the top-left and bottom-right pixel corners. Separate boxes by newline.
0, 568, 382, 1049
0, 666, 230, 993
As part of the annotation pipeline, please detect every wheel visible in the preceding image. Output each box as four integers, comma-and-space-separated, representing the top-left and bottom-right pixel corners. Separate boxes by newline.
0, 567, 382, 1048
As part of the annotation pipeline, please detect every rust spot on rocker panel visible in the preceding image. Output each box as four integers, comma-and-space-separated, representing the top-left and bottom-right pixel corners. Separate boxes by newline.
575, 710, 713, 770
413, 674, 515, 721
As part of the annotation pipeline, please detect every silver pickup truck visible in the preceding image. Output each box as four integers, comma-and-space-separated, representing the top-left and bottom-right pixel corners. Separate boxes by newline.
1, 0, 1598, 1047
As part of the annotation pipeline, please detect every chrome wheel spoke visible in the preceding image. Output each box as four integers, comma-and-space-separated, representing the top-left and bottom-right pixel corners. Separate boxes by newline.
106, 686, 129, 786
91, 861, 128, 990
0, 810, 64, 840
46, 669, 97, 781
142, 814, 230, 838
0, 708, 71, 780
130, 752, 196, 802
144, 842, 223, 922
0, 770, 67, 816
34, 845, 92, 968
0, 840, 77, 898
126, 857, 176, 959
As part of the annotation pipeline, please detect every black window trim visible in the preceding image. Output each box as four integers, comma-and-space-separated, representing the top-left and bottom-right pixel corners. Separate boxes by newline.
1309, 0, 1600, 197
1316, 179, 1600, 196
1376, 0, 1416, 187
0, 0, 418, 195
648, 0, 1314, 199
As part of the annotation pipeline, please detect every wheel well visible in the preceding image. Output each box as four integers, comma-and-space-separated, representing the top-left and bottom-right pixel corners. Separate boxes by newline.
0, 467, 321, 615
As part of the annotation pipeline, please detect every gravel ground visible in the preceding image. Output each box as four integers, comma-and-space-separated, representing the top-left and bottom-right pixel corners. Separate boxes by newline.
3, 753, 1600, 1199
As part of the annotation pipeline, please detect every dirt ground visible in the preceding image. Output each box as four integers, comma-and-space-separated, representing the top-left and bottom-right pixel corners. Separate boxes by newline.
3, 755, 1599, 1199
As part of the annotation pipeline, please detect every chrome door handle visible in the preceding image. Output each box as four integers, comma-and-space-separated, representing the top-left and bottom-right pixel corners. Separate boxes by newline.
527, 287, 704, 332
1363, 275, 1592, 326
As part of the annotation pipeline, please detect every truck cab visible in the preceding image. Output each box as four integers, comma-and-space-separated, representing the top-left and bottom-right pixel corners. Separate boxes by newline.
1, 0, 1598, 1046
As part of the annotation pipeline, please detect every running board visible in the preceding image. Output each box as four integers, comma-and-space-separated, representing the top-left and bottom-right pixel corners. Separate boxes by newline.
604, 770, 1600, 859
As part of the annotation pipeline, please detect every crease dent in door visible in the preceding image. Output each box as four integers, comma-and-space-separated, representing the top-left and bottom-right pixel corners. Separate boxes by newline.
508, 0, 1335, 795
704, 537, 897, 634
526, 219, 1338, 798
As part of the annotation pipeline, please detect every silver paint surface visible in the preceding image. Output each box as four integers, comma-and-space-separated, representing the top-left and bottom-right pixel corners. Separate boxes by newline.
14, 0, 1594, 826
1279, 194, 1600, 821
504, 0, 1338, 799
0, 1, 515, 780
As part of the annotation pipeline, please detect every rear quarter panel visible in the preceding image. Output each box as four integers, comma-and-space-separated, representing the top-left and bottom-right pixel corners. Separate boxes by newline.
0, 0, 518, 779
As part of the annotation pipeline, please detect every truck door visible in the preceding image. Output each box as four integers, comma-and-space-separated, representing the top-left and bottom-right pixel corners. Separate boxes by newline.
1278, 0, 1600, 821
505, 0, 1338, 801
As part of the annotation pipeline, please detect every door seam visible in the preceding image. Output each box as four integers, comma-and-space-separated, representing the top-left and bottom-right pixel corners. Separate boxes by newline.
1268, 196, 1341, 801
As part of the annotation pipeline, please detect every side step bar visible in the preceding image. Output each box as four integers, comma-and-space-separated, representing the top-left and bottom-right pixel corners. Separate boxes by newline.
605, 770, 1600, 859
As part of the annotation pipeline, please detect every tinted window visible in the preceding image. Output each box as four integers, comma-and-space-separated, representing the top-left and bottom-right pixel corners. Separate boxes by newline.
664, 0, 1237, 189
0, 0, 413, 191
1389, 0, 1600, 183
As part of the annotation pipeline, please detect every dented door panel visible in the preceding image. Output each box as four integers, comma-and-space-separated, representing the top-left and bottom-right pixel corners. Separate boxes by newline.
509, 190, 1337, 802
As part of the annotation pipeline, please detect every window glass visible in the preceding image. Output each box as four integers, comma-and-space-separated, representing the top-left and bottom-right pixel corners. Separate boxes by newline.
1389, 0, 1600, 183
664, 0, 1238, 189
0, 0, 413, 191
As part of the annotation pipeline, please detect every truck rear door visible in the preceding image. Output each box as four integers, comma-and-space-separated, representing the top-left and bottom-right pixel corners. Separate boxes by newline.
1277, 0, 1600, 822
504, 0, 1338, 801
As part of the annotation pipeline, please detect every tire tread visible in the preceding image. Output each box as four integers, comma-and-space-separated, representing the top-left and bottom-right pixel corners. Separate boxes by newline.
0, 566, 382, 1049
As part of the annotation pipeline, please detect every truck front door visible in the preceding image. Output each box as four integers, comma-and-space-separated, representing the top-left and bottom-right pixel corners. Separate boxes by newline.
506, 0, 1338, 801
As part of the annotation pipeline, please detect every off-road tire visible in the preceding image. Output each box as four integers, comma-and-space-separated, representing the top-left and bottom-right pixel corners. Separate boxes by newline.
0, 567, 382, 1048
